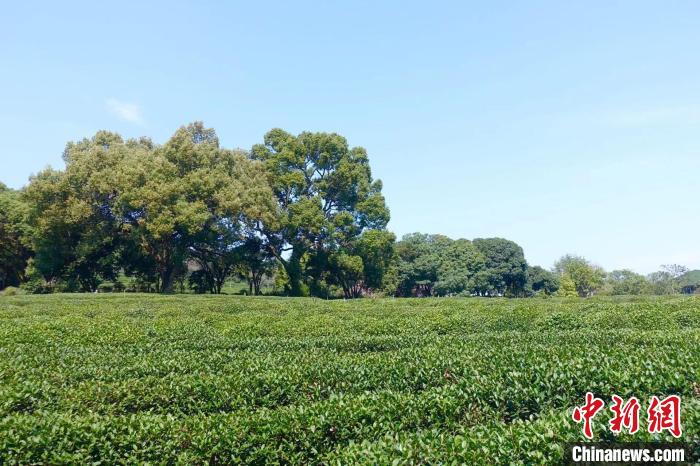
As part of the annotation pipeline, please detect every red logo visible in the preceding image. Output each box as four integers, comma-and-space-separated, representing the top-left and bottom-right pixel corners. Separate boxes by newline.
609, 395, 640, 434
573, 393, 681, 438
647, 395, 682, 438
572, 392, 605, 439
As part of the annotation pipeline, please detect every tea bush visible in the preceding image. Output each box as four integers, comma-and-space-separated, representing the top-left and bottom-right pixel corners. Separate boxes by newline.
0, 295, 698, 464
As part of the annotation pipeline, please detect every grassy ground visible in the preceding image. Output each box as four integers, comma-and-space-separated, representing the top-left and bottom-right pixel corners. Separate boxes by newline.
0, 294, 698, 464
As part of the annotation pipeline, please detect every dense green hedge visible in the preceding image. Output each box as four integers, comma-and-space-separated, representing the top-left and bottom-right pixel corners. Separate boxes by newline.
0, 295, 698, 464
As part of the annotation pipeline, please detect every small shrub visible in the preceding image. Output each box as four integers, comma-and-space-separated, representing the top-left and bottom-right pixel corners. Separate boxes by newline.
0, 286, 22, 296
97, 283, 114, 293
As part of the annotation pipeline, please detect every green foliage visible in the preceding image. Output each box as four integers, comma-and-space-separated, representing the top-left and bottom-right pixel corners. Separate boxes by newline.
21, 123, 275, 294
328, 252, 364, 298
23, 132, 132, 291
434, 238, 485, 296
0, 286, 22, 296
395, 234, 529, 297
4, 124, 690, 301
20, 259, 56, 294
678, 270, 700, 294
647, 271, 676, 295
353, 230, 396, 291
119, 122, 275, 292
395, 233, 450, 296
473, 238, 529, 296
649, 265, 695, 295
605, 269, 651, 295
324, 229, 396, 298
0, 184, 31, 290
557, 274, 579, 297
553, 254, 605, 297
393, 235, 433, 296
527, 265, 560, 296
251, 129, 391, 296
233, 237, 277, 296
0, 295, 698, 464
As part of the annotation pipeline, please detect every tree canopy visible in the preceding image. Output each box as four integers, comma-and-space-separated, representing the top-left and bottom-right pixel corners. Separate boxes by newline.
0, 184, 30, 290
472, 238, 528, 296
605, 269, 651, 295
1, 124, 692, 299
251, 129, 390, 296
527, 266, 560, 296
392, 234, 531, 297
553, 255, 605, 297
22, 123, 275, 293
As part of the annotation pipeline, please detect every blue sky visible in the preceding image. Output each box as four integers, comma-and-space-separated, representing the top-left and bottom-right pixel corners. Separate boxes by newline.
1, 1, 699, 273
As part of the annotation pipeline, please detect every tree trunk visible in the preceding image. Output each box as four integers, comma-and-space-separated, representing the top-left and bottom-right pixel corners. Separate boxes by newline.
252, 271, 262, 295
160, 264, 176, 294
351, 283, 363, 299
213, 269, 226, 294
285, 248, 305, 296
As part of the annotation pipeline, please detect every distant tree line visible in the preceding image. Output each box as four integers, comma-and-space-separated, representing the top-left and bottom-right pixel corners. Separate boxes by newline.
385, 236, 697, 298
0, 122, 698, 298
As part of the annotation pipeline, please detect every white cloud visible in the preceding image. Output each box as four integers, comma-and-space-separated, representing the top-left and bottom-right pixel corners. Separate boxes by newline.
105, 98, 144, 125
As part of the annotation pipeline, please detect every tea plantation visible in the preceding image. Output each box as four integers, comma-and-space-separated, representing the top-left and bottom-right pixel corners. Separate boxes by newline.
0, 295, 698, 464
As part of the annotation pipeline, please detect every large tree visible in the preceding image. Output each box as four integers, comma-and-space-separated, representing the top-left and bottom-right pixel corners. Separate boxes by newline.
646, 264, 689, 295
433, 239, 485, 296
116, 122, 275, 293
394, 234, 485, 297
0, 184, 31, 290
23, 131, 130, 291
472, 238, 528, 296
606, 269, 650, 295
395, 233, 447, 297
325, 229, 396, 298
527, 265, 560, 296
24, 123, 274, 293
553, 254, 605, 297
251, 129, 390, 296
